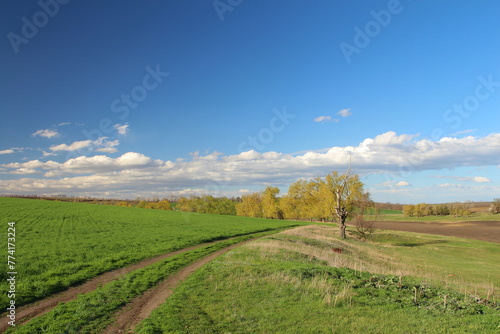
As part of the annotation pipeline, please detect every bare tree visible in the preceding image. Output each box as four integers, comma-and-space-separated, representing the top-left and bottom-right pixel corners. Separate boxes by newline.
352, 192, 376, 240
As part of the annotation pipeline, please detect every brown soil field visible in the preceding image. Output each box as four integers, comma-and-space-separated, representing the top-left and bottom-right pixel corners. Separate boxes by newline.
368, 220, 500, 243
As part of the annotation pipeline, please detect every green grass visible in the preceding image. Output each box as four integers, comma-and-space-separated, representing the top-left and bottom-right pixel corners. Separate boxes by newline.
367, 231, 500, 291
378, 209, 402, 214
135, 226, 500, 333
0, 197, 304, 309
5, 230, 282, 334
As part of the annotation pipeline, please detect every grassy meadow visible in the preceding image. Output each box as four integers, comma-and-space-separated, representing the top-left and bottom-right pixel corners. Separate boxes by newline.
0, 197, 303, 309
2, 197, 499, 333
137, 225, 500, 333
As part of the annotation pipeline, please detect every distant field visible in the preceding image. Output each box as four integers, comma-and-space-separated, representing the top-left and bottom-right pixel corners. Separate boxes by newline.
365, 212, 500, 222
137, 225, 500, 333
0, 197, 303, 309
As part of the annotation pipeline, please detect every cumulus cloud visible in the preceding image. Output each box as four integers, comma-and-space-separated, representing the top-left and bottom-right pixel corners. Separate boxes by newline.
32, 129, 60, 138
41, 150, 57, 157
50, 140, 92, 152
395, 181, 410, 187
49, 137, 119, 153
0, 149, 15, 155
114, 123, 129, 135
95, 139, 119, 153
337, 108, 352, 117
472, 176, 492, 183
1, 131, 500, 198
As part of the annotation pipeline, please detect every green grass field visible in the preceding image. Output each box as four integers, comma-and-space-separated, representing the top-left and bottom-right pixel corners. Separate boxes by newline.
2, 198, 499, 333
0, 197, 303, 309
137, 225, 500, 333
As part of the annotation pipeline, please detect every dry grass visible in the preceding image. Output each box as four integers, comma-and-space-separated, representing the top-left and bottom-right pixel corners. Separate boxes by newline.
243, 225, 498, 299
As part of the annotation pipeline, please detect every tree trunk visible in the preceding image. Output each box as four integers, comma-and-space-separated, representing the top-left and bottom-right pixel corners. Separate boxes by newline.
339, 219, 346, 239
336, 210, 348, 239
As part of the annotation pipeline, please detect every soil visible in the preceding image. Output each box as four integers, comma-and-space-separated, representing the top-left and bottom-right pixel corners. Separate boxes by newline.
0, 238, 234, 333
101, 237, 259, 334
367, 220, 500, 243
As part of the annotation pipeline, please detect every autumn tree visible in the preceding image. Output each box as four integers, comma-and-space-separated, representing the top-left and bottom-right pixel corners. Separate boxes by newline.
262, 186, 282, 219
489, 198, 500, 214
280, 180, 310, 219
236, 192, 263, 218
319, 169, 364, 239
176, 196, 236, 215
450, 202, 471, 217
154, 199, 172, 210
402, 204, 415, 217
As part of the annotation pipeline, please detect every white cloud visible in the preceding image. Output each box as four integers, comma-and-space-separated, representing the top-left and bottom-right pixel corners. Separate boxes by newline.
50, 140, 92, 152
337, 108, 352, 117
314, 116, 332, 123
32, 129, 60, 139
95, 147, 118, 154
114, 123, 129, 135
313, 116, 340, 123
0, 149, 14, 155
1, 131, 500, 199
379, 180, 411, 187
9, 168, 39, 175
429, 175, 492, 184
449, 129, 476, 136
49, 137, 119, 153
41, 150, 57, 157
438, 183, 463, 188
472, 176, 492, 183
395, 181, 410, 187
95, 139, 119, 153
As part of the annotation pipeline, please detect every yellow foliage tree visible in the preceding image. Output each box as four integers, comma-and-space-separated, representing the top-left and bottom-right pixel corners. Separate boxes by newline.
262, 186, 282, 219
236, 193, 263, 218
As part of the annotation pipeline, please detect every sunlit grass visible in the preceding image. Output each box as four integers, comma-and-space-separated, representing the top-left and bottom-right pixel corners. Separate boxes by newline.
0, 197, 303, 308
136, 225, 500, 333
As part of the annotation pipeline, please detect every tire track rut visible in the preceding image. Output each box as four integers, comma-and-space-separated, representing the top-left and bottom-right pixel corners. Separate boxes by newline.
102, 237, 261, 334
0, 239, 229, 332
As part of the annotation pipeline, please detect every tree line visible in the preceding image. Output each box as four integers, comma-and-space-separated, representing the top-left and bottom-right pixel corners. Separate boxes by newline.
165, 170, 367, 239
402, 200, 500, 218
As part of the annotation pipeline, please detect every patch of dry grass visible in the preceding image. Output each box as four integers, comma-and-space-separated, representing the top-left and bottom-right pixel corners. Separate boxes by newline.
243, 225, 498, 299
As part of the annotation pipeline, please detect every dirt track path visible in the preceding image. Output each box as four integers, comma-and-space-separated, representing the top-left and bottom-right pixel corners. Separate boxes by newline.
102, 237, 261, 334
0, 239, 230, 333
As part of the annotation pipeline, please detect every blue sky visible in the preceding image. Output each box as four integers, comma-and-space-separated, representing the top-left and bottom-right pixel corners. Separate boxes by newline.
1, 0, 499, 203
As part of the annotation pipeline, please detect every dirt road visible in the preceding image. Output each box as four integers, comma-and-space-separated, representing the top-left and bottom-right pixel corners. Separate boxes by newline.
0, 238, 231, 333
102, 237, 260, 333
